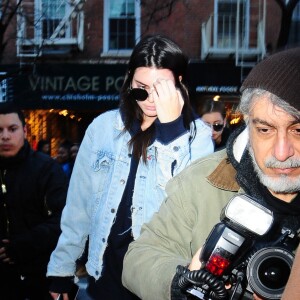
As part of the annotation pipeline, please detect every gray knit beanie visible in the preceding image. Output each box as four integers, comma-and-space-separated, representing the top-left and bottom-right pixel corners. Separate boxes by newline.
241, 47, 300, 110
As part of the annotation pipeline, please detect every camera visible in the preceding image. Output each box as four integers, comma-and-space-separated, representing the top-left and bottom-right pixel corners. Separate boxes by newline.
177, 194, 299, 300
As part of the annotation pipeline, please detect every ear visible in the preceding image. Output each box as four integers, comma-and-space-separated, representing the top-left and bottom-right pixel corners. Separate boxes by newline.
179, 75, 182, 82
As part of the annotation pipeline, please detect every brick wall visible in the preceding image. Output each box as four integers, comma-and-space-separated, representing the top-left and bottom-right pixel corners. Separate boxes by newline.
1, 0, 285, 65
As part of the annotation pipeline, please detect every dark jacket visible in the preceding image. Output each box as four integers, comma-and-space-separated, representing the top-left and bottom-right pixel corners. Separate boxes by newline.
0, 140, 68, 276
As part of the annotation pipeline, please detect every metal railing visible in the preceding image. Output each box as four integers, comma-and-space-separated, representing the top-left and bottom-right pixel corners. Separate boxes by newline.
201, 0, 266, 67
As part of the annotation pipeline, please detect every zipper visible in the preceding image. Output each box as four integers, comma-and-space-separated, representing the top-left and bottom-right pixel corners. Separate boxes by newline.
44, 195, 52, 216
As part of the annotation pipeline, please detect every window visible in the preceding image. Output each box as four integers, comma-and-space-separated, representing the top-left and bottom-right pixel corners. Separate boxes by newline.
214, 0, 249, 49
288, 2, 300, 45
40, 0, 70, 39
103, 0, 141, 55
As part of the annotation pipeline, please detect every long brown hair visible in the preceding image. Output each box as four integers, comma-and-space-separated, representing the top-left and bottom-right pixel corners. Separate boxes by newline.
119, 34, 196, 163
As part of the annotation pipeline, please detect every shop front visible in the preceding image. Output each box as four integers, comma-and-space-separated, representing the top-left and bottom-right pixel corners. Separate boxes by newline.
187, 61, 247, 126
0, 61, 247, 156
0, 63, 127, 156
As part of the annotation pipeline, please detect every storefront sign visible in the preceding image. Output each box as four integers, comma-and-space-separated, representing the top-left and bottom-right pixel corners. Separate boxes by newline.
2, 64, 127, 109
187, 62, 244, 96
196, 85, 239, 93
0, 61, 247, 109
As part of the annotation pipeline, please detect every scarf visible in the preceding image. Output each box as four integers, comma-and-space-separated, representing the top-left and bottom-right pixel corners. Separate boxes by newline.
226, 125, 300, 234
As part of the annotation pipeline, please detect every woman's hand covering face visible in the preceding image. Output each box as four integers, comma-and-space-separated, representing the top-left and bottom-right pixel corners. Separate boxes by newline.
152, 78, 184, 123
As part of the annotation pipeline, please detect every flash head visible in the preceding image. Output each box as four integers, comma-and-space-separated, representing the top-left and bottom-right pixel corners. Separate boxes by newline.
221, 194, 274, 237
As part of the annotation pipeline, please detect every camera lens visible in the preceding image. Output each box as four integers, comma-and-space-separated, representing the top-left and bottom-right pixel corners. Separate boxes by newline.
258, 256, 290, 289
247, 247, 294, 299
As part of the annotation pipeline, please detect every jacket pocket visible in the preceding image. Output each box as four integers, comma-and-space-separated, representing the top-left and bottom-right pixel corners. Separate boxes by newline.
92, 150, 115, 193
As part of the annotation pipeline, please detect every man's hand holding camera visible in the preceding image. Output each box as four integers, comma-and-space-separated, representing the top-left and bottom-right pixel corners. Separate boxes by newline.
188, 246, 264, 300
180, 195, 291, 300
189, 248, 202, 271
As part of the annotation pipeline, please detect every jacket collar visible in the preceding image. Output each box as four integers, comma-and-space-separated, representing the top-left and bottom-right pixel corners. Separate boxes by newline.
0, 139, 31, 169
115, 109, 142, 136
115, 109, 125, 131
207, 125, 249, 192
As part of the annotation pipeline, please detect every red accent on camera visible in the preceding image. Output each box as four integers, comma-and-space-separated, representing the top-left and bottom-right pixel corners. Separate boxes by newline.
205, 253, 230, 276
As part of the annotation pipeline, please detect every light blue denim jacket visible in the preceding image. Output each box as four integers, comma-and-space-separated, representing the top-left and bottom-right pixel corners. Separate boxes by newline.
47, 109, 213, 280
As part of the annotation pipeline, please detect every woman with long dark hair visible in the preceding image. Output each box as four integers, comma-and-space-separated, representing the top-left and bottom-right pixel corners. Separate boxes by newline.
47, 34, 213, 300
199, 99, 232, 151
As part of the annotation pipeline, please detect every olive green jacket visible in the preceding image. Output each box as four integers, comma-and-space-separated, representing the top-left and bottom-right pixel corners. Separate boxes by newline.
122, 148, 245, 300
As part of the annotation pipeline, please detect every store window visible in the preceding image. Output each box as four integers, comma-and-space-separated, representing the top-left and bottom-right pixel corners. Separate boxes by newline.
214, 0, 249, 49
24, 109, 100, 157
103, 0, 141, 56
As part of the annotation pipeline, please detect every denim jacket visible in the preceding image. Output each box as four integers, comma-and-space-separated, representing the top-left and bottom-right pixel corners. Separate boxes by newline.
47, 109, 213, 280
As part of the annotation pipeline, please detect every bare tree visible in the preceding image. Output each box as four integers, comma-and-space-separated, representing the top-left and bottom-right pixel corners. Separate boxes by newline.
140, 0, 185, 31
0, 0, 23, 62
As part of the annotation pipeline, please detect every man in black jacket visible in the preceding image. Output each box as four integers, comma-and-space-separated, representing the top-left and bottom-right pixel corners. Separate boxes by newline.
0, 103, 68, 300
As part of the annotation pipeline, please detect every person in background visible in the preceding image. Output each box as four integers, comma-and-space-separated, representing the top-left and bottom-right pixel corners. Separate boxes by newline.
56, 140, 72, 179
70, 142, 80, 162
0, 103, 68, 300
69, 142, 80, 172
198, 99, 232, 151
37, 139, 51, 156
122, 47, 300, 300
31, 135, 37, 151
47, 34, 213, 300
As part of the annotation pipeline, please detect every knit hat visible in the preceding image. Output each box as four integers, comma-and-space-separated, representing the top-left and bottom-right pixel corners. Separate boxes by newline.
241, 47, 300, 110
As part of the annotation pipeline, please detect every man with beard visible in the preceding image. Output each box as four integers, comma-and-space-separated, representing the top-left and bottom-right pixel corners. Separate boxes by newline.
122, 47, 300, 300
0, 103, 68, 300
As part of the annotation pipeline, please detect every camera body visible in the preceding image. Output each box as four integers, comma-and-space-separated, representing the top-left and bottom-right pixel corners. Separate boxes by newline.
180, 194, 299, 300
